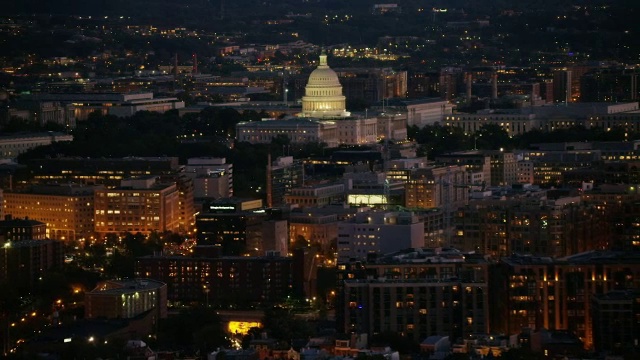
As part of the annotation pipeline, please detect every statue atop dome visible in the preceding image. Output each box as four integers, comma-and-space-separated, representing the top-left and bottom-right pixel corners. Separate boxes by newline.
298, 51, 350, 119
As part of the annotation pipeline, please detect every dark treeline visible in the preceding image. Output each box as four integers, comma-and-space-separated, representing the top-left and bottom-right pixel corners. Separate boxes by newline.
407, 122, 638, 158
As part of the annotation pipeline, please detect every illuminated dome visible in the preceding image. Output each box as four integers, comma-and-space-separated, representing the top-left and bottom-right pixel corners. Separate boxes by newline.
300, 51, 350, 118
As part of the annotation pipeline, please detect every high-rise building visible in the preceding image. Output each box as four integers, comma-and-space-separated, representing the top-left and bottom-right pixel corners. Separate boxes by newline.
492, 251, 640, 348
267, 156, 304, 208
94, 177, 180, 235
486, 150, 517, 187
334, 67, 407, 104
195, 199, 279, 256
553, 69, 572, 104
289, 209, 338, 253
184, 157, 233, 199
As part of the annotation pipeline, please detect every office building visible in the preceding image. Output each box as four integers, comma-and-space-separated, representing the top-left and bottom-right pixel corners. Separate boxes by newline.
94, 177, 180, 235
289, 208, 339, 253
184, 157, 233, 199
404, 165, 468, 210
337, 211, 424, 264
486, 150, 517, 187
24, 92, 184, 123
135, 253, 293, 306
267, 156, 304, 208
26, 156, 181, 188
196, 199, 280, 256
0, 132, 72, 160
284, 183, 345, 207
3, 184, 100, 241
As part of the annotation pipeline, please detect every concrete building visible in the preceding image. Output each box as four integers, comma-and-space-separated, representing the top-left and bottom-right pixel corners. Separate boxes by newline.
389, 98, 453, 127
337, 211, 424, 263
184, 157, 233, 199
404, 165, 468, 210
337, 118, 378, 145
284, 182, 345, 207
236, 118, 338, 146
289, 208, 339, 253
444, 113, 539, 136
376, 112, 408, 141
135, 253, 293, 306
267, 156, 304, 208
3, 184, 101, 241
25, 92, 184, 123
85, 278, 168, 319
518, 147, 602, 187
486, 150, 518, 186
0, 132, 72, 160
94, 177, 180, 235
26, 156, 181, 188
435, 151, 491, 188
262, 220, 288, 256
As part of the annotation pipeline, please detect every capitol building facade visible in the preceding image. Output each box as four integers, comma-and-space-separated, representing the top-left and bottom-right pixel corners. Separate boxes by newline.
236, 52, 408, 146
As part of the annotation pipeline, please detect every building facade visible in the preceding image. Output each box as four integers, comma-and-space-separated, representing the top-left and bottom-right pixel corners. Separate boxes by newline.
85, 278, 168, 319
3, 184, 100, 241
337, 211, 424, 264
94, 177, 180, 235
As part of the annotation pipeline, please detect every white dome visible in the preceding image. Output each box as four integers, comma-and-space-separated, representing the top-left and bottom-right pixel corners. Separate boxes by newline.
299, 52, 350, 119
307, 67, 340, 87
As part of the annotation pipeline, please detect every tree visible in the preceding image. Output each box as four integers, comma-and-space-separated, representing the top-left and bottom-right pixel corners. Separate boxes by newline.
157, 307, 229, 352
261, 307, 314, 346
271, 134, 291, 147
475, 123, 513, 150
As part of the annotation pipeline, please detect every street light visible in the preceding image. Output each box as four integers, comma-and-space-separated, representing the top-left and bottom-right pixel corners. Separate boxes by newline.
474, 133, 482, 150
203, 284, 210, 308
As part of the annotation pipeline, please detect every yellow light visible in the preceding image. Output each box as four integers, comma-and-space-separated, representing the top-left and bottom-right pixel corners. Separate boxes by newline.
228, 321, 262, 335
